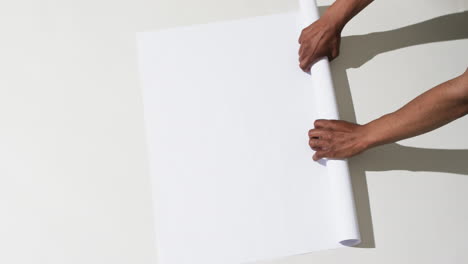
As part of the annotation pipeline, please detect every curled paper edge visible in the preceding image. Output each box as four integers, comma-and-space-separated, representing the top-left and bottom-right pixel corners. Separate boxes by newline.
299, 0, 361, 247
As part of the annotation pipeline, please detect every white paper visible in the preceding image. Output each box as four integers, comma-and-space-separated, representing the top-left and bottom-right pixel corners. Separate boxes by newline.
137, 1, 360, 263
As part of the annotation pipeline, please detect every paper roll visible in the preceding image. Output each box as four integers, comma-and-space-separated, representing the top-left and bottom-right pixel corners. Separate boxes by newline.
299, 0, 361, 246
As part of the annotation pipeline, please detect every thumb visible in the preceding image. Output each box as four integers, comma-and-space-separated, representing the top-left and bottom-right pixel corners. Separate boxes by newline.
313, 151, 325, 161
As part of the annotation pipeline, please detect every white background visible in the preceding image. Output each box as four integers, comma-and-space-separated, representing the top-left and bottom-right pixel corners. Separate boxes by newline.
0, 0, 467, 263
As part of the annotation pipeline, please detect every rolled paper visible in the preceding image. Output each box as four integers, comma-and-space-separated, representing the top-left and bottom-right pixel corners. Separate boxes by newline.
299, 0, 361, 246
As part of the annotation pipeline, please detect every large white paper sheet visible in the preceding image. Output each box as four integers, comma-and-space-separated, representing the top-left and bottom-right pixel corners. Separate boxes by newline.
137, 1, 360, 263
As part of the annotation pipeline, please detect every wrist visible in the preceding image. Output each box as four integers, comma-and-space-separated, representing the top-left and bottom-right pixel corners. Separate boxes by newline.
359, 122, 379, 150
322, 7, 347, 33
361, 115, 395, 149
323, 0, 373, 33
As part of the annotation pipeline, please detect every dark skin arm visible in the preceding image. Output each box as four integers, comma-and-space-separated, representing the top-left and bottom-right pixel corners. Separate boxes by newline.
308, 69, 468, 160
298, 0, 374, 72
300, 1, 468, 159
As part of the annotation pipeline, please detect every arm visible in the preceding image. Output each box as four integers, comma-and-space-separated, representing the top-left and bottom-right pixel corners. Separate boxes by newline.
308, 69, 468, 160
299, 0, 374, 72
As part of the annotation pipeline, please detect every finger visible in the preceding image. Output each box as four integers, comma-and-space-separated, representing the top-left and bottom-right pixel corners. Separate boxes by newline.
300, 59, 309, 72
302, 43, 325, 72
302, 45, 327, 72
313, 119, 328, 129
320, 120, 343, 131
300, 54, 315, 72
308, 129, 327, 138
301, 55, 313, 73
299, 44, 304, 57
298, 29, 305, 44
313, 151, 326, 161
313, 148, 336, 160
309, 138, 328, 149
314, 119, 343, 130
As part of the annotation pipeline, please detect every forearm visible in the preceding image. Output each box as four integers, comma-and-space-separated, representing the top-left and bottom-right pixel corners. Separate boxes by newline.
324, 0, 374, 31
364, 69, 468, 147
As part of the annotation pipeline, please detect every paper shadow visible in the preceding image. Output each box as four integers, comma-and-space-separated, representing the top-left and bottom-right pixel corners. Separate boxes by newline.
319, 8, 468, 248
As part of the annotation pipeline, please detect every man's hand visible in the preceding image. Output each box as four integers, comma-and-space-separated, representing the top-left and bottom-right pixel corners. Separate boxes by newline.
298, 0, 374, 72
298, 16, 342, 72
308, 119, 371, 160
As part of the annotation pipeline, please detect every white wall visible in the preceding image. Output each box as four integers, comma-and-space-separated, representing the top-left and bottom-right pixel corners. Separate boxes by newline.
0, 0, 467, 263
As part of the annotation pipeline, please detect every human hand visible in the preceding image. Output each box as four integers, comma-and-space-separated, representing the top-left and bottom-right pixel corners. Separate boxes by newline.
298, 15, 342, 72
308, 119, 371, 160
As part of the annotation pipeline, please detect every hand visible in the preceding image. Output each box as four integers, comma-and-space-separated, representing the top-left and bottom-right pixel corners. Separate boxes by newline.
298, 15, 342, 72
308, 119, 371, 160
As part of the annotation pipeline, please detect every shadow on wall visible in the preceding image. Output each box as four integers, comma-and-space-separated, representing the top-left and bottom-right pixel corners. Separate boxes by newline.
354, 143, 468, 176
317, 8, 468, 248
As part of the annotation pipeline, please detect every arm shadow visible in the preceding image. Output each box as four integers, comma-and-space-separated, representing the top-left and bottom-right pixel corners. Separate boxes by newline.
339, 11, 468, 69
318, 8, 468, 249
353, 143, 468, 176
